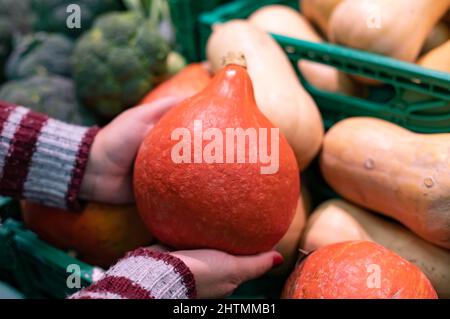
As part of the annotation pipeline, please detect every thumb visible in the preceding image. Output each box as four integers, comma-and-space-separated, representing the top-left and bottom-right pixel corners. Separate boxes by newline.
233, 251, 284, 283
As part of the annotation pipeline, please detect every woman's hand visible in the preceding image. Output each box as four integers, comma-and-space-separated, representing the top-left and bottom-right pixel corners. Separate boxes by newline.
150, 245, 284, 299
79, 97, 180, 204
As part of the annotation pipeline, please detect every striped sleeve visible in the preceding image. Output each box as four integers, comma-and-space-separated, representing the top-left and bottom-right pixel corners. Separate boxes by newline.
69, 248, 197, 299
0, 101, 99, 210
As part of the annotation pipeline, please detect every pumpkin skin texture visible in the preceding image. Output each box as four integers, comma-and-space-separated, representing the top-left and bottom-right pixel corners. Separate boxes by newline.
320, 117, 450, 249
207, 20, 324, 171
21, 201, 153, 267
139, 63, 211, 105
302, 199, 450, 298
418, 39, 450, 73
301, 0, 343, 36
248, 5, 356, 96
329, 0, 450, 62
134, 63, 300, 255
282, 241, 438, 299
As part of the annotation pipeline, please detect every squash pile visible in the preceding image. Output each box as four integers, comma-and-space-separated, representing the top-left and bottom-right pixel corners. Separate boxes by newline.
130, 1, 449, 299
5, 0, 449, 300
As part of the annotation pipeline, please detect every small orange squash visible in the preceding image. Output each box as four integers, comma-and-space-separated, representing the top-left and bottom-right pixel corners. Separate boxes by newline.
21, 201, 153, 267
282, 241, 438, 299
139, 63, 211, 105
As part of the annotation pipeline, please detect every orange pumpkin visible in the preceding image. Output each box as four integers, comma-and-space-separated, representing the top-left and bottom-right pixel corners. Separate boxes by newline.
139, 63, 211, 105
21, 201, 153, 267
282, 241, 437, 299
134, 55, 300, 254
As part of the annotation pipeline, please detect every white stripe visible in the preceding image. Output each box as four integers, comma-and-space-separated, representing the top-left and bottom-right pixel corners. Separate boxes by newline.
0, 106, 29, 178
23, 118, 89, 207
69, 291, 124, 300
107, 256, 190, 299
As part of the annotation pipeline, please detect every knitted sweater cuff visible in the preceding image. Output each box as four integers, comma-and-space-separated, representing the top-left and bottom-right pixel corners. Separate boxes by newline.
69, 248, 197, 299
0, 102, 99, 210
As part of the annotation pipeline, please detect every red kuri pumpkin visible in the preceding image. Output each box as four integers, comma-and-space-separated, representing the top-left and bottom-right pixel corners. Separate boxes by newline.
134, 55, 300, 254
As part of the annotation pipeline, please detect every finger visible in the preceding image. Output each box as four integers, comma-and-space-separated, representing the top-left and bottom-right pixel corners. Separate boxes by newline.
233, 251, 284, 283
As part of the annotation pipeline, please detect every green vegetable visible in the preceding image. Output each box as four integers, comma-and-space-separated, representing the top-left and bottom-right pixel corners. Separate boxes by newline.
6, 32, 74, 79
0, 75, 96, 125
31, 0, 123, 38
73, 11, 171, 118
0, 0, 33, 81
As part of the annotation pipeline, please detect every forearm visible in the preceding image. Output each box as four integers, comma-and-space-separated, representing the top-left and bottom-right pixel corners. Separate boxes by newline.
69, 248, 196, 299
0, 101, 99, 210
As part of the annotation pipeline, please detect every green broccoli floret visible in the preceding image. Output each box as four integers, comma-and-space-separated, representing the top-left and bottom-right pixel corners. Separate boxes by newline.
31, 0, 123, 38
0, 0, 33, 81
0, 75, 96, 125
73, 11, 171, 118
6, 32, 74, 80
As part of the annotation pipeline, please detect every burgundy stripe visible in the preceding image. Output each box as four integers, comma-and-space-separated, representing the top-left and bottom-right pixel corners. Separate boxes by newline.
0, 100, 18, 109
81, 276, 154, 300
0, 111, 48, 197
71, 296, 95, 299
127, 248, 197, 299
65, 126, 100, 211
0, 103, 15, 135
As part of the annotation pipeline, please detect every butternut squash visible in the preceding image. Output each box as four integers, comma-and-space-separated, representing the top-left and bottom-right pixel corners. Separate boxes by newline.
302, 199, 450, 298
422, 22, 450, 54
301, 0, 342, 36
207, 20, 324, 170
329, 0, 450, 62
418, 39, 450, 73
320, 117, 450, 249
301, 200, 371, 252
248, 5, 357, 96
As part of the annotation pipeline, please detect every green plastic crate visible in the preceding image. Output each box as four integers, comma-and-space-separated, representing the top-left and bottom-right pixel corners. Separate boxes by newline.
0, 219, 99, 299
0, 220, 22, 288
0, 213, 283, 299
198, 0, 450, 133
0, 197, 20, 221
169, 0, 233, 62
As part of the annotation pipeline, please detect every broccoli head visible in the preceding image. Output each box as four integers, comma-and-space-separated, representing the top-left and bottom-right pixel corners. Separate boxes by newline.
6, 32, 74, 80
31, 0, 123, 38
0, 0, 33, 81
73, 11, 171, 118
0, 75, 96, 125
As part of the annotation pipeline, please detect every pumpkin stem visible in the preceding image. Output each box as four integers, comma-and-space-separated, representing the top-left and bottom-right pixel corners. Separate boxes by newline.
221, 52, 247, 69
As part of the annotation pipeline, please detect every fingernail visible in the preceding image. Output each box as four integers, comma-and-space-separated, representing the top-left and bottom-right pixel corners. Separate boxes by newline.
272, 255, 284, 268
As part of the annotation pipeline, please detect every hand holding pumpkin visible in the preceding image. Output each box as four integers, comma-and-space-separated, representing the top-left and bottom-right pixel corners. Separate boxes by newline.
149, 245, 284, 299
79, 97, 182, 204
